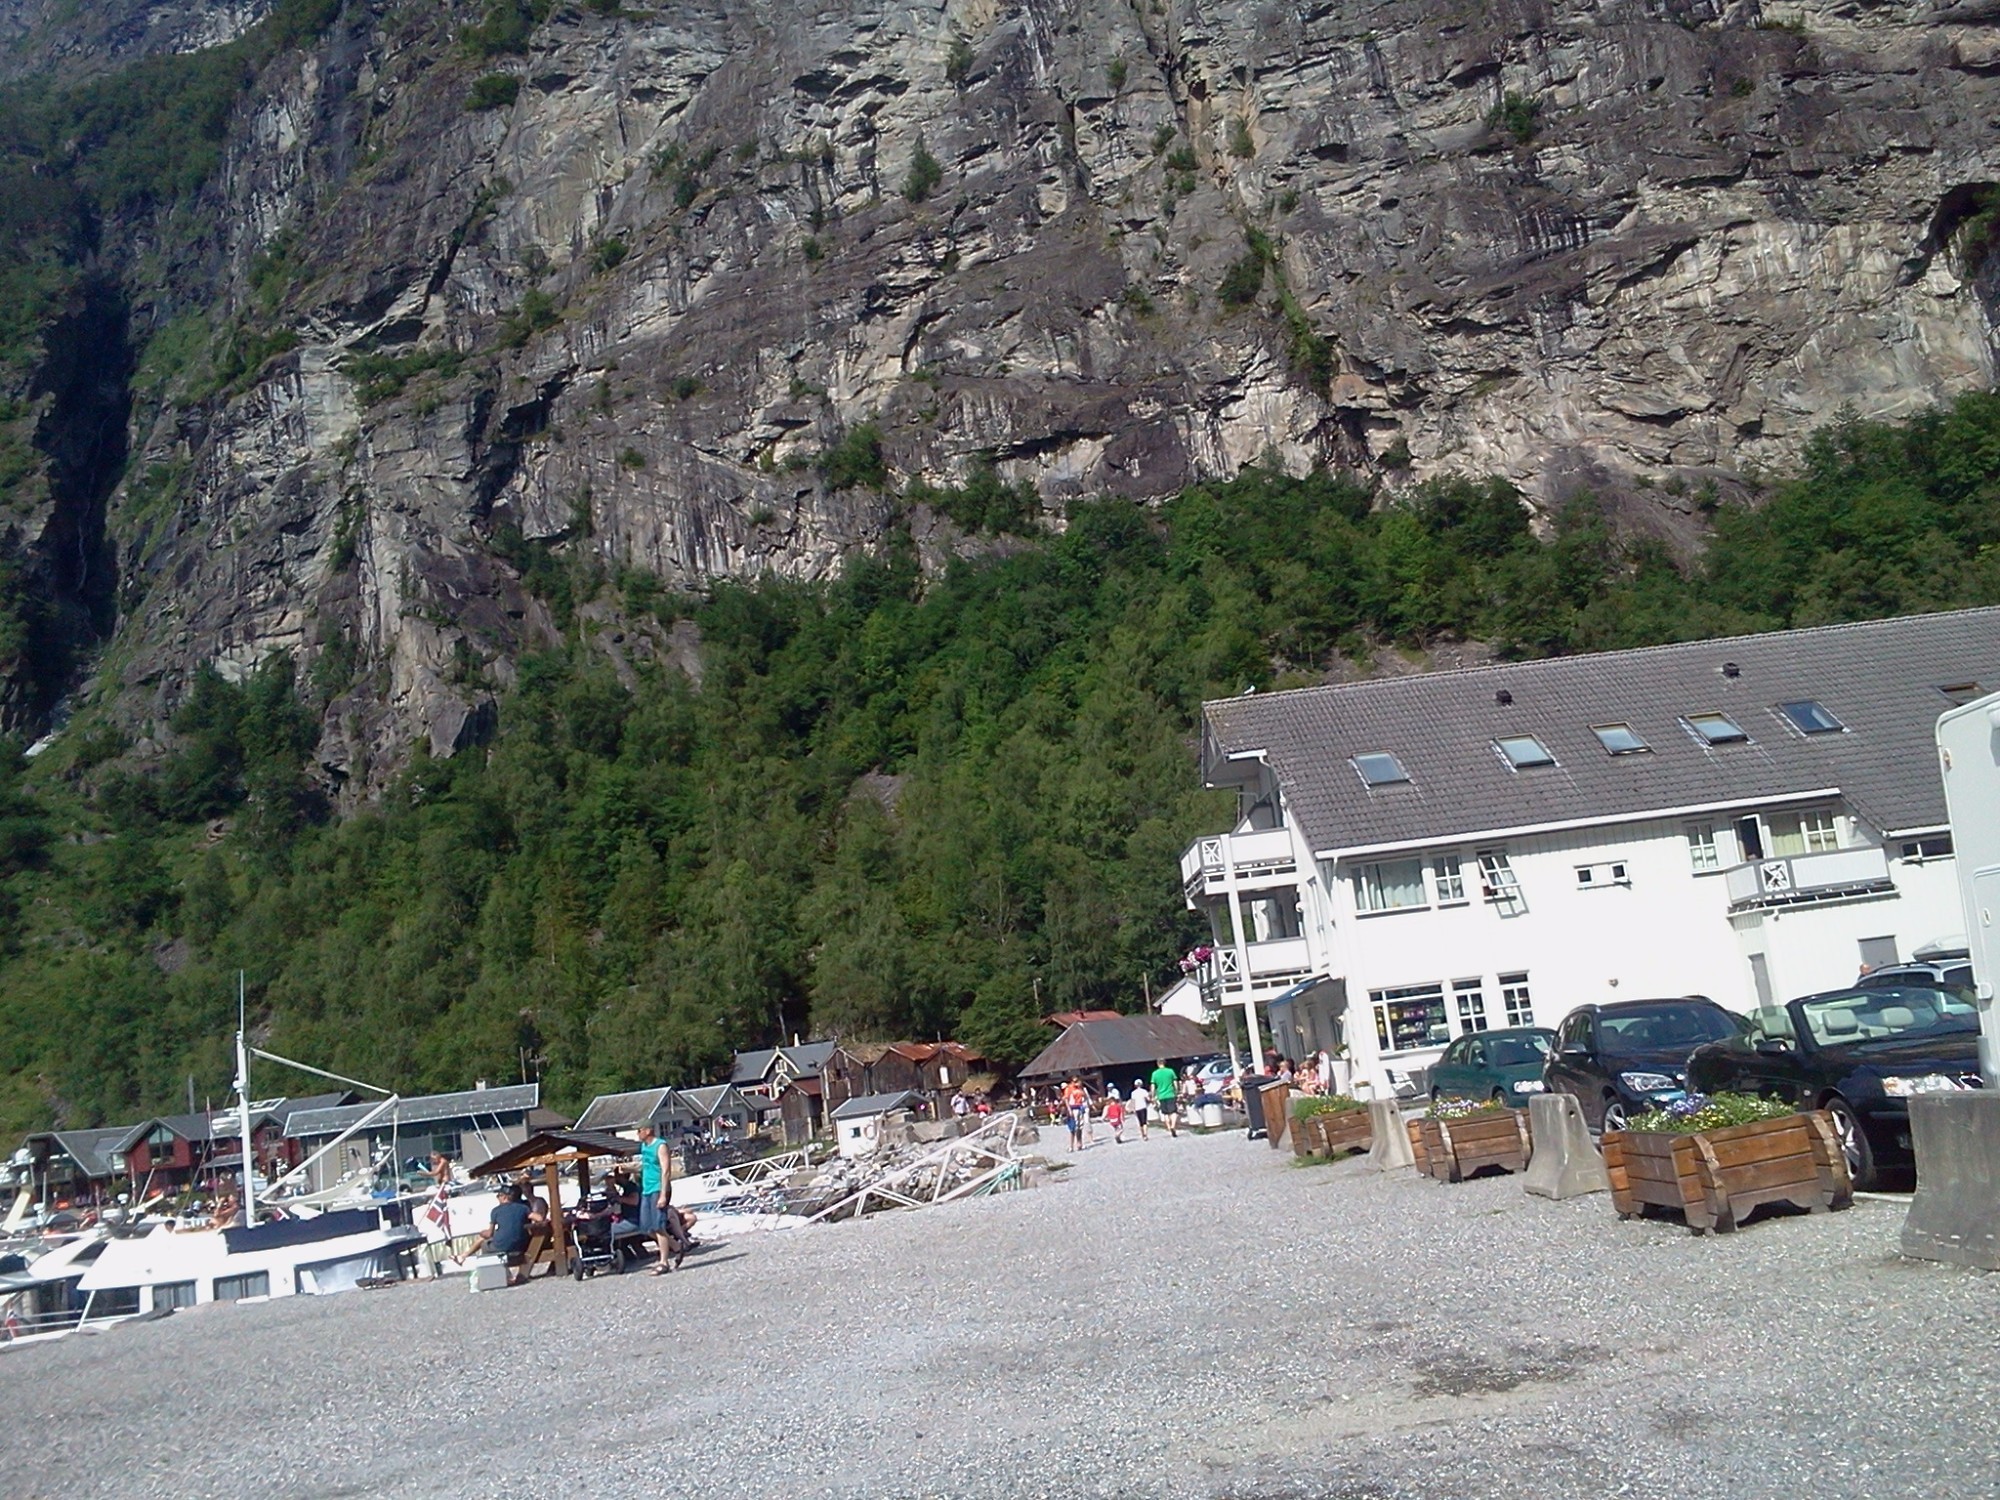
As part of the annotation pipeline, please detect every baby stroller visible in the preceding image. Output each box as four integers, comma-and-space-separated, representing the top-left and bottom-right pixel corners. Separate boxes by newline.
569, 1200, 649, 1279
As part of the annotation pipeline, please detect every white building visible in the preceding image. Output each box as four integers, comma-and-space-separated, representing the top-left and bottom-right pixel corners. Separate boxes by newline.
1180, 609, 2000, 1095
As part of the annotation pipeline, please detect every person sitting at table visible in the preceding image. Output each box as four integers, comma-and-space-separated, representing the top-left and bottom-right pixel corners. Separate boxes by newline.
473, 1183, 533, 1287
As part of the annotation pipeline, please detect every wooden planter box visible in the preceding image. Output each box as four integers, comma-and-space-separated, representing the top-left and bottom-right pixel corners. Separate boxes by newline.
1414, 1109, 1530, 1181
1261, 1082, 1293, 1149
1293, 1107, 1373, 1158
1603, 1110, 1853, 1234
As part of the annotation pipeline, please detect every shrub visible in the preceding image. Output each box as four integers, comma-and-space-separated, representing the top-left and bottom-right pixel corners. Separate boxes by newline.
1489, 90, 1541, 145
818, 421, 888, 490
1152, 125, 1176, 156
670, 375, 702, 402
802, 235, 822, 263
1216, 252, 1265, 308
461, 0, 538, 58
945, 36, 974, 85
617, 447, 647, 470
465, 73, 521, 112
499, 289, 559, 348
1228, 116, 1254, 158
904, 141, 943, 204
1107, 59, 1128, 92
1626, 1093, 1797, 1134
592, 236, 629, 273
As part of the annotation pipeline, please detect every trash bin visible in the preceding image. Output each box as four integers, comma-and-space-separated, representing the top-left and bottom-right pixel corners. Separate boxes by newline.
1200, 1101, 1224, 1129
1239, 1073, 1273, 1139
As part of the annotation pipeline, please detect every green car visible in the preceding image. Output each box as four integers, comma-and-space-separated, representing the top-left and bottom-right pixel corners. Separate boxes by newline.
1427, 1027, 1556, 1106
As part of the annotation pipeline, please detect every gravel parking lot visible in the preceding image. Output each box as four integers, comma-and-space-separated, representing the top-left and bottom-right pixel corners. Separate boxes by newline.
2, 1124, 1994, 1500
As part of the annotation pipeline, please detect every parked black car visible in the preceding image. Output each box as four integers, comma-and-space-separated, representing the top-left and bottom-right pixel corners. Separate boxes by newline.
1543, 997, 1746, 1133
1686, 982, 1983, 1189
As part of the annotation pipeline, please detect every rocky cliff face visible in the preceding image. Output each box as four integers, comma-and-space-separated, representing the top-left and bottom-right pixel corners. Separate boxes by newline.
12, 0, 2000, 782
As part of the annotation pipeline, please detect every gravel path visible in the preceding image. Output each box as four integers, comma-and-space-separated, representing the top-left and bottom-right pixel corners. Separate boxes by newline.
1, 1125, 1993, 1500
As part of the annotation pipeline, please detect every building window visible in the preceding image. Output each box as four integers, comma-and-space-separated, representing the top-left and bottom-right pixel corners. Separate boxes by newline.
1453, 979, 1488, 1032
1592, 723, 1649, 754
1686, 823, 1720, 872
1353, 752, 1411, 787
1898, 834, 1953, 861
1777, 699, 1843, 735
1477, 850, 1523, 907
214, 1272, 270, 1302
154, 1281, 198, 1310
1352, 858, 1427, 913
1371, 983, 1448, 1053
1495, 734, 1556, 769
430, 1131, 461, 1160
1686, 712, 1748, 745
1575, 861, 1630, 888
1499, 971, 1533, 1028
1433, 853, 1466, 905
1769, 809, 1837, 857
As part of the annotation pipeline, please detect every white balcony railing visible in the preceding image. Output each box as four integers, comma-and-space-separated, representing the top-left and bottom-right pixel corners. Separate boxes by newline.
1179, 827, 1299, 898
1202, 937, 1314, 999
1723, 846, 1894, 910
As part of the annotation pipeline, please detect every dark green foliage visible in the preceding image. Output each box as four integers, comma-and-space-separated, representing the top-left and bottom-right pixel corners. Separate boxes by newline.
1107, 59, 1128, 92
802, 236, 823, 263
905, 458, 1040, 535
4, 398, 2000, 1133
1217, 252, 1265, 308
461, 1, 541, 59
669, 375, 702, 402
1490, 91, 1541, 145
904, 142, 943, 204
945, 36, 974, 86
591, 236, 629, 273
465, 73, 521, 112
818, 422, 888, 490
1228, 117, 1254, 158
342, 346, 464, 405
499, 290, 559, 348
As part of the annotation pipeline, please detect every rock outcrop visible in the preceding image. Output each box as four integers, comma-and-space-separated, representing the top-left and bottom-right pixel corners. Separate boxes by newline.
10, 0, 2000, 778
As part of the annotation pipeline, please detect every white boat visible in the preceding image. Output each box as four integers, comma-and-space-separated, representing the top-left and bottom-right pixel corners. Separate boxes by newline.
70, 1207, 419, 1323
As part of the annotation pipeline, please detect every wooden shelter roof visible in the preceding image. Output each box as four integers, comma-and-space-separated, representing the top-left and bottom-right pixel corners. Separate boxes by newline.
467, 1128, 638, 1176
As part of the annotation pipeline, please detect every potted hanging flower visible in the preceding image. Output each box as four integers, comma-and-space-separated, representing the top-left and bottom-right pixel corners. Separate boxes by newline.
1413, 1096, 1531, 1182
1288, 1094, 1371, 1159
1178, 944, 1214, 976
1604, 1092, 1851, 1235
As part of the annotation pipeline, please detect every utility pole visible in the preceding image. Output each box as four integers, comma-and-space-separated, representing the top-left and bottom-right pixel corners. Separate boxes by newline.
235, 971, 255, 1225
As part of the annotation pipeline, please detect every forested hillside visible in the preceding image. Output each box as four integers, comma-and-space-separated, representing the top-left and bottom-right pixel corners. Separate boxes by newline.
3, 392, 1999, 1134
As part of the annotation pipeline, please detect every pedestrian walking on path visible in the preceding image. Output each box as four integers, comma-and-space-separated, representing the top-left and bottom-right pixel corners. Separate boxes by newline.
637, 1123, 680, 1273
1150, 1058, 1181, 1138
1104, 1086, 1125, 1144
1130, 1082, 1152, 1140
1061, 1076, 1090, 1152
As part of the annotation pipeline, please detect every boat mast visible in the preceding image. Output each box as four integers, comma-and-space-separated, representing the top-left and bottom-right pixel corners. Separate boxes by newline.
236, 971, 255, 1225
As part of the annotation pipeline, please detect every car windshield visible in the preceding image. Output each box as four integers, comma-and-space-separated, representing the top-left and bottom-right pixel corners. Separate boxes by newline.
1796, 985, 1979, 1047
1597, 1005, 1737, 1053
1487, 1035, 1551, 1067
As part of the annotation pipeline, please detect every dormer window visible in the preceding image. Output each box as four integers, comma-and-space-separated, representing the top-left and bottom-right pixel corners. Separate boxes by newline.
1495, 735, 1555, 769
1353, 752, 1410, 787
1687, 712, 1748, 745
1777, 700, 1843, 735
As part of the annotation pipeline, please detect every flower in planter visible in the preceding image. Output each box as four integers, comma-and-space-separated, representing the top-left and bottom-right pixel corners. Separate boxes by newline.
1178, 943, 1215, 975
1290, 1093, 1367, 1120
1625, 1091, 1796, 1134
1430, 1095, 1512, 1121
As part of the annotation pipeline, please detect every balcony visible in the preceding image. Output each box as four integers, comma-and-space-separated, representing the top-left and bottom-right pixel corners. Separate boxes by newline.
1724, 846, 1894, 911
1180, 828, 1299, 899
1204, 936, 1315, 997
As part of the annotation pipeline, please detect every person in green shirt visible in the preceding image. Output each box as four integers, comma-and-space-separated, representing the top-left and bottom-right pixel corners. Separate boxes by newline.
1149, 1059, 1181, 1138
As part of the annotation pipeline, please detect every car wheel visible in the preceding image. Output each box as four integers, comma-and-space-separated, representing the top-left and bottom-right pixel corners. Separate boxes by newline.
1822, 1095, 1876, 1190
1491, 1089, 1509, 1107
1601, 1096, 1629, 1133
1430, 1087, 1443, 1106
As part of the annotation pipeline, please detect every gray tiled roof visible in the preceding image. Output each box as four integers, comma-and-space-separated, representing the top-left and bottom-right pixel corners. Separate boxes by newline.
677, 1084, 755, 1119
574, 1088, 674, 1132
1203, 608, 2000, 857
284, 1084, 539, 1137
776, 1040, 839, 1076
1018, 1016, 1216, 1079
729, 1048, 779, 1085
829, 1090, 924, 1120
30, 1127, 137, 1180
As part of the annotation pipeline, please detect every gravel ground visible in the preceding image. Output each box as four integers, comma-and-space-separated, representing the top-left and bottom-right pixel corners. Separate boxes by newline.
1, 1124, 1995, 1500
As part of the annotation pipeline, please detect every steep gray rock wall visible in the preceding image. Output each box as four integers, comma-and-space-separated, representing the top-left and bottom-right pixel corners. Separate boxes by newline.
61, 0, 2000, 781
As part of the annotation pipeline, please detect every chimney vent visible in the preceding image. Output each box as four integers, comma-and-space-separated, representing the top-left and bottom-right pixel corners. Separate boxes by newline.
1495, 689, 1513, 706
1722, 662, 1741, 679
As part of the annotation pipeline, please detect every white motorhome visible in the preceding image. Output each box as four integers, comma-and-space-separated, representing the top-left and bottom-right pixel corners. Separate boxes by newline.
1936, 689, 2000, 1083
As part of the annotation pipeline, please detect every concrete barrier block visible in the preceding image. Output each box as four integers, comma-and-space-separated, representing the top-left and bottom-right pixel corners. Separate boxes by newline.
1522, 1092, 1609, 1199
1364, 1100, 1414, 1171
1901, 1092, 2000, 1270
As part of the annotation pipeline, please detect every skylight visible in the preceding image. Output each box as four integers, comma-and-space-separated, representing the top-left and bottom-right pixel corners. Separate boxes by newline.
1495, 735, 1556, 769
1687, 712, 1748, 745
1777, 699, 1843, 735
1591, 723, 1649, 755
1938, 682, 1985, 708
1354, 752, 1410, 788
